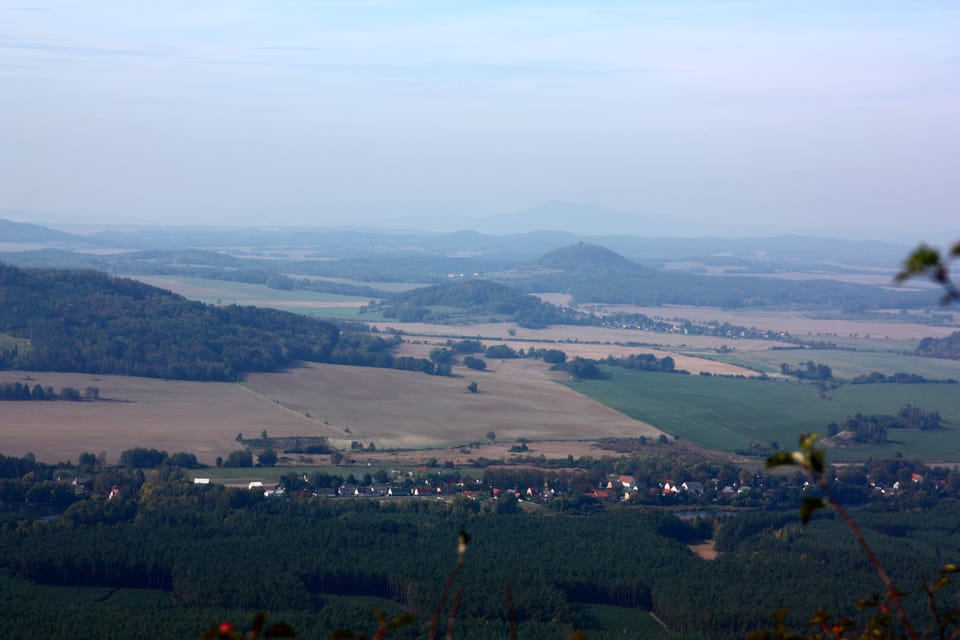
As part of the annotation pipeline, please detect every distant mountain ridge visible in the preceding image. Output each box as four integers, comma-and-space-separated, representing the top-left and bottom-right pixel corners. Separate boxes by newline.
0, 218, 87, 244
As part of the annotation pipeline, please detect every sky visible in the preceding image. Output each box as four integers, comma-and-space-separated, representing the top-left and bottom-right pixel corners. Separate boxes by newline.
0, 1, 957, 237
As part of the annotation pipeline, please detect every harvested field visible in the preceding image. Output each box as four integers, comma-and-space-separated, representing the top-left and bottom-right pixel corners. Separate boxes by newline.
583, 306, 959, 339
394, 338, 760, 377
244, 360, 663, 451
371, 321, 791, 352
0, 371, 339, 465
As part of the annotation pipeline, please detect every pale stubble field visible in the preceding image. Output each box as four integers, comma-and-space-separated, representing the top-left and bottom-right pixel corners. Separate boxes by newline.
0, 360, 663, 465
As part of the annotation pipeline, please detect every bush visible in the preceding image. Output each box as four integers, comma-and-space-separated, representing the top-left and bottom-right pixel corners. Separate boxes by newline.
463, 356, 487, 371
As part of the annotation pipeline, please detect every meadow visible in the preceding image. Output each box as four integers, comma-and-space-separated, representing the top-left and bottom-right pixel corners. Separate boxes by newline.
131, 275, 373, 314
562, 368, 960, 462
708, 347, 960, 379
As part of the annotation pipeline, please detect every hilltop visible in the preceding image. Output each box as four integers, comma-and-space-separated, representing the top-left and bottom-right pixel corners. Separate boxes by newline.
537, 241, 645, 272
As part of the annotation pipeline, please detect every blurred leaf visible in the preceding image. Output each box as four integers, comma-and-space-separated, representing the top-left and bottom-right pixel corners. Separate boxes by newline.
895, 245, 941, 282
951, 241, 960, 257
766, 451, 796, 468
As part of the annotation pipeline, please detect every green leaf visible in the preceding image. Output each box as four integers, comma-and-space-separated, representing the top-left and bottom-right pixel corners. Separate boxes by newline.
799, 497, 826, 525
895, 245, 941, 282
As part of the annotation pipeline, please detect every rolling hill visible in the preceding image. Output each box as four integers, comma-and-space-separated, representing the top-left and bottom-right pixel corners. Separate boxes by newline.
0, 262, 340, 380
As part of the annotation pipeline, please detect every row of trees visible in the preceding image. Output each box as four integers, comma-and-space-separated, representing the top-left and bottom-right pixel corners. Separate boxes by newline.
0, 382, 98, 401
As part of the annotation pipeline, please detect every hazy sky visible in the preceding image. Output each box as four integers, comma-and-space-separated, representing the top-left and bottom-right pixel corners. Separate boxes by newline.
1, 1, 957, 236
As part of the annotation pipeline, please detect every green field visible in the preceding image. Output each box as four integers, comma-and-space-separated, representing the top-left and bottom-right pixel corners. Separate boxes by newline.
563, 368, 960, 462
130, 275, 374, 306
708, 348, 960, 380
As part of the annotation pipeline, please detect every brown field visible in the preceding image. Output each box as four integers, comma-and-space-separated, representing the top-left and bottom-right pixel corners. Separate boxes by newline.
579, 305, 958, 340
371, 321, 792, 352
0, 361, 664, 465
394, 338, 759, 377
0, 371, 336, 465
244, 360, 663, 451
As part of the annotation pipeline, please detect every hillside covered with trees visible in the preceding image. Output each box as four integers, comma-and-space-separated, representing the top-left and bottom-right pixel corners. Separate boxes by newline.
0, 263, 342, 380
365, 279, 585, 328
916, 331, 960, 359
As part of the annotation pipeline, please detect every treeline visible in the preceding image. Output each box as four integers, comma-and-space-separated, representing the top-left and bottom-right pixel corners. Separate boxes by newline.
850, 371, 957, 384
780, 360, 833, 380
0, 381, 98, 401
828, 404, 943, 443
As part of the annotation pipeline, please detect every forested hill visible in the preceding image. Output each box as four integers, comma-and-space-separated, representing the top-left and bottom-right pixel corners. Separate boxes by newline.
371, 279, 583, 327
388, 279, 542, 309
509, 243, 932, 310
0, 263, 339, 380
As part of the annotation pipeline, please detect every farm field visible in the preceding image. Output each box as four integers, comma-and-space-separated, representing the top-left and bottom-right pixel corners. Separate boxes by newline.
0, 371, 338, 465
0, 361, 664, 466
394, 337, 760, 377
582, 305, 960, 340
369, 320, 792, 352
243, 360, 663, 451
563, 368, 960, 462
711, 348, 960, 379
130, 275, 373, 311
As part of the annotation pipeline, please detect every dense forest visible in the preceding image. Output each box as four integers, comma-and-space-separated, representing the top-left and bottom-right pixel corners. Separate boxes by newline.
0, 263, 342, 380
1, 468, 957, 640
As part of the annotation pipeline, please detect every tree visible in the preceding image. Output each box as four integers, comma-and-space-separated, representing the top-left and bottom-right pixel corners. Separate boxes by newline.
261, 429, 268, 440
463, 356, 486, 371
258, 448, 278, 466
486, 431, 496, 445
225, 449, 253, 468
467, 381, 479, 393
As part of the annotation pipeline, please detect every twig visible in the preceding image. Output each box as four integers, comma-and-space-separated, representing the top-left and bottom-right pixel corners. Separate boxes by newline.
445, 587, 465, 640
